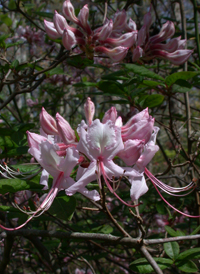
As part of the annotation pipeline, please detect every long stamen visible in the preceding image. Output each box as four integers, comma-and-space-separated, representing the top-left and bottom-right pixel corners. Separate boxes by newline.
99, 162, 141, 208
145, 168, 195, 194
145, 168, 200, 218
0, 172, 63, 231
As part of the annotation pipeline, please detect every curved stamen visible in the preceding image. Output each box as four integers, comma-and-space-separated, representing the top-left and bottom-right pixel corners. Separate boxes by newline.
145, 168, 195, 194
0, 172, 63, 231
99, 162, 141, 208
146, 169, 200, 218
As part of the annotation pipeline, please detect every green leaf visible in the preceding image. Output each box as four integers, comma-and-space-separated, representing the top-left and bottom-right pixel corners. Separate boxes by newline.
48, 195, 76, 220
165, 71, 200, 87
130, 258, 173, 273
124, 64, 164, 81
176, 260, 198, 273
67, 56, 94, 69
98, 81, 127, 97
165, 226, 178, 236
139, 94, 164, 108
165, 225, 185, 236
101, 70, 129, 81
11, 60, 19, 69
164, 242, 179, 260
171, 80, 192, 93
156, 202, 167, 215
8, 0, 17, 9
0, 179, 42, 195
73, 82, 97, 87
34, 11, 54, 19
143, 80, 165, 87
92, 224, 113, 234
46, 67, 64, 76
176, 248, 200, 261
0, 14, 12, 27
190, 225, 200, 235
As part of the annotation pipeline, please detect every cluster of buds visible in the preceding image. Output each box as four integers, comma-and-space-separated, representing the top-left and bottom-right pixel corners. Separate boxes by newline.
44, 0, 192, 64
0, 98, 198, 231
132, 11, 192, 65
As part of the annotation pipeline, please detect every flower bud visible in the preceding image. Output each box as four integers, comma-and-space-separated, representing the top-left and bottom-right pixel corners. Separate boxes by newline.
62, 28, 77, 50
125, 18, 137, 32
78, 4, 92, 35
102, 31, 137, 48
132, 46, 144, 62
98, 19, 113, 41
63, 0, 79, 24
44, 20, 60, 39
122, 115, 154, 144
53, 11, 68, 35
113, 10, 127, 31
152, 49, 193, 65
95, 46, 128, 62
84, 97, 95, 126
40, 107, 58, 135
27, 131, 47, 150
150, 21, 175, 44
102, 107, 117, 124
137, 25, 147, 47
118, 139, 145, 166
149, 36, 181, 53
56, 113, 76, 145
143, 10, 152, 31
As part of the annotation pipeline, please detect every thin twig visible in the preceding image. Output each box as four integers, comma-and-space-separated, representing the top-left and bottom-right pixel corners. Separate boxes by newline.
140, 246, 163, 274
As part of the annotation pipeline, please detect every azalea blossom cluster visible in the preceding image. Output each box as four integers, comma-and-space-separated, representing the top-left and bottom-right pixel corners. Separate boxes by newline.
44, 0, 192, 64
0, 97, 198, 231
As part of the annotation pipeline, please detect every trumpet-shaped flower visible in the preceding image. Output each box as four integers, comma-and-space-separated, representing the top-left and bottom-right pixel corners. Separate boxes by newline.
66, 119, 139, 206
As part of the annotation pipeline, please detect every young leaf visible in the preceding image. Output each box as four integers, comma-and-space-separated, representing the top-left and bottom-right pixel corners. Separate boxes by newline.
124, 64, 164, 81
165, 71, 200, 87
130, 258, 173, 273
176, 260, 198, 273
176, 248, 200, 261
164, 242, 180, 260
48, 195, 76, 220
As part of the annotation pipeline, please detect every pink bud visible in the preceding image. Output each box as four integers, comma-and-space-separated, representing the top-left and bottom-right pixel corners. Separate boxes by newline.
84, 97, 95, 126
95, 46, 128, 62
62, 28, 77, 50
102, 31, 137, 48
98, 19, 113, 41
27, 131, 47, 150
125, 18, 137, 32
122, 110, 154, 144
56, 113, 76, 145
152, 49, 193, 65
132, 46, 144, 62
62, 0, 79, 24
113, 10, 127, 31
149, 36, 181, 53
137, 25, 147, 46
177, 39, 186, 50
40, 107, 58, 135
44, 20, 60, 39
122, 108, 149, 131
53, 11, 68, 35
150, 21, 175, 44
118, 139, 145, 166
78, 4, 92, 35
102, 107, 117, 124
143, 10, 152, 30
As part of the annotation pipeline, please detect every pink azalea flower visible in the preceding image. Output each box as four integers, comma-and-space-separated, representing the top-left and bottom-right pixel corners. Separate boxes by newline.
66, 119, 139, 206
